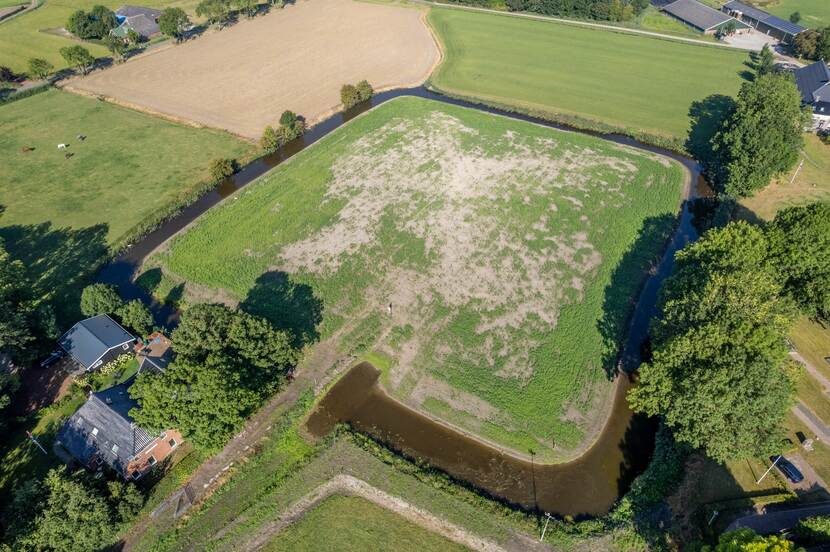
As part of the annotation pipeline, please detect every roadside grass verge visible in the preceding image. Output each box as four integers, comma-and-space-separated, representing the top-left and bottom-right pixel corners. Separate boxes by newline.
0, 88, 253, 322
427, 6, 749, 145
261, 494, 471, 552
156, 96, 684, 458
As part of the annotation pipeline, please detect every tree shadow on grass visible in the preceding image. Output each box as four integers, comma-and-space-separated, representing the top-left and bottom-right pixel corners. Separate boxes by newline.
239, 270, 324, 348
597, 214, 677, 380
686, 94, 737, 170
0, 222, 109, 326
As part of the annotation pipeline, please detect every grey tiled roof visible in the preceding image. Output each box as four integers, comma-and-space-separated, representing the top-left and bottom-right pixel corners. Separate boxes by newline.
663, 0, 733, 30
116, 5, 161, 19
124, 14, 160, 38
58, 315, 134, 370
795, 60, 830, 105
57, 379, 155, 475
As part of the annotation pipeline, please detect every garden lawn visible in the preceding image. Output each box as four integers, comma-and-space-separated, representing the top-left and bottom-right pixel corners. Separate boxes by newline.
791, 317, 830, 382
262, 495, 470, 552
0, 88, 253, 320
428, 6, 749, 142
0, 0, 202, 74
155, 96, 684, 458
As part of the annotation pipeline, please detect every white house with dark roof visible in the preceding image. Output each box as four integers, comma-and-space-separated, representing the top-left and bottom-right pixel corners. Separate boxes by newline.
794, 60, 830, 130
58, 314, 135, 371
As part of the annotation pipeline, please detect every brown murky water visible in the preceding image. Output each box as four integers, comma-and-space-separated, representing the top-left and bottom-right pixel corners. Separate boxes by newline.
306, 362, 656, 517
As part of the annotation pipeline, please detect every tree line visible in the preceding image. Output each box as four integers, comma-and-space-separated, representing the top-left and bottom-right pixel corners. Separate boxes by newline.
449, 0, 649, 22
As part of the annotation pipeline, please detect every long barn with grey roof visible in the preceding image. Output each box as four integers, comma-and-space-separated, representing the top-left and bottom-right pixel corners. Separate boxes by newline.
661, 0, 745, 34
722, 0, 805, 43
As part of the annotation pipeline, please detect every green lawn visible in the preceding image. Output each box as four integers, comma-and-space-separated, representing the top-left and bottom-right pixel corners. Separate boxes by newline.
263, 495, 470, 552
153, 96, 684, 458
0, 0, 202, 74
0, 88, 253, 321
791, 317, 830, 381
428, 6, 749, 142
750, 0, 830, 29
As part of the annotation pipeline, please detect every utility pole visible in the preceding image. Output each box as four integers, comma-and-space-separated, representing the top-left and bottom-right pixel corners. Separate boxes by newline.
540, 512, 554, 542
789, 158, 804, 185
757, 455, 781, 484
26, 431, 47, 455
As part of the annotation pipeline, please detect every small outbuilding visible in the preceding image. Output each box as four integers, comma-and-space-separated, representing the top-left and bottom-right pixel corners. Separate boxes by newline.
661, 0, 747, 35
59, 314, 135, 371
722, 0, 804, 43
56, 378, 183, 480
135, 331, 174, 372
794, 60, 830, 130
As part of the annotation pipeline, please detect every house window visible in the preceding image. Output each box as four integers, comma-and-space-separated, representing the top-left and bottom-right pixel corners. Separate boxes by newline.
131, 470, 142, 480
147, 456, 157, 466
112, 444, 119, 454
168, 438, 177, 448
91, 427, 98, 436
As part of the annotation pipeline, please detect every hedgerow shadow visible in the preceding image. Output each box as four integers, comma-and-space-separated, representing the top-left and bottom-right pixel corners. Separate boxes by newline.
597, 214, 677, 379
0, 222, 109, 325
685, 94, 736, 169
239, 270, 324, 347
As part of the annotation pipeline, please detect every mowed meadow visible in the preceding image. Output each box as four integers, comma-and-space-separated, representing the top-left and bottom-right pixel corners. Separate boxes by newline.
152, 97, 684, 458
428, 7, 749, 142
0, 89, 252, 318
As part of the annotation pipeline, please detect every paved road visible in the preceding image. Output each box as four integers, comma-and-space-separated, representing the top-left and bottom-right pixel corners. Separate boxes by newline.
727, 501, 830, 534
793, 351, 830, 394
793, 402, 830, 443
422, 0, 763, 50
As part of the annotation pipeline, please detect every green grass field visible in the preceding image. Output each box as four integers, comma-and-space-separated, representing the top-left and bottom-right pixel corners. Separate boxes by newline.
0, 88, 252, 319
263, 495, 470, 552
428, 7, 749, 142
153, 96, 684, 457
0, 0, 201, 74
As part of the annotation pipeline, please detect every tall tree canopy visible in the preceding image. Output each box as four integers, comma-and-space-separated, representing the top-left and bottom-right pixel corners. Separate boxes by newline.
158, 7, 191, 40
80, 283, 123, 317
66, 6, 117, 39
129, 303, 297, 450
706, 74, 809, 197
766, 202, 830, 320
629, 222, 796, 462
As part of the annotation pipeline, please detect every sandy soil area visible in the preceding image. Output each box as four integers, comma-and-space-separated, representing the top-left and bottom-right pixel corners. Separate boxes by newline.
67, 0, 439, 139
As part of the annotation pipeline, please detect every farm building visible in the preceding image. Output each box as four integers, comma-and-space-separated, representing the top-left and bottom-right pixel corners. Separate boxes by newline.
58, 314, 135, 371
112, 5, 162, 40
56, 377, 183, 480
794, 60, 830, 130
722, 0, 804, 43
661, 0, 748, 34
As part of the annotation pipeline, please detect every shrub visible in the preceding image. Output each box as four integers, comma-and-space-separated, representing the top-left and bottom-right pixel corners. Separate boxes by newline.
261, 111, 305, 152
796, 515, 830, 544
340, 84, 360, 109
117, 299, 153, 335
80, 283, 124, 317
209, 157, 238, 182
356, 80, 374, 102
0, 66, 15, 83
27, 58, 54, 80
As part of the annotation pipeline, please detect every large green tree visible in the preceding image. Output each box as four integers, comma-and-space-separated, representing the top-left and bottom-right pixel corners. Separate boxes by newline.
196, 0, 231, 27
706, 74, 810, 197
80, 283, 123, 317
766, 202, 830, 320
158, 7, 191, 40
117, 299, 153, 335
59, 45, 95, 75
629, 222, 796, 462
66, 6, 117, 39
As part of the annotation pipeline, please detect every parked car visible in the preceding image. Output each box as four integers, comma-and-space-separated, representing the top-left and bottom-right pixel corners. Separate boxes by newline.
770, 455, 804, 484
39, 350, 64, 369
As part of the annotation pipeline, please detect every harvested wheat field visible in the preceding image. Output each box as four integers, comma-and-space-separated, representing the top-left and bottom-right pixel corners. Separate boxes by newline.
146, 97, 684, 458
67, 0, 439, 139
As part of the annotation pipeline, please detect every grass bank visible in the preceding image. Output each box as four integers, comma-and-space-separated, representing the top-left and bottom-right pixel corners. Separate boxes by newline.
427, 6, 749, 145
153, 96, 684, 457
0, 88, 253, 321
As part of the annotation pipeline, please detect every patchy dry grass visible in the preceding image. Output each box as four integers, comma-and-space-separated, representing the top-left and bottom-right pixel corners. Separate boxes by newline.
157, 97, 684, 457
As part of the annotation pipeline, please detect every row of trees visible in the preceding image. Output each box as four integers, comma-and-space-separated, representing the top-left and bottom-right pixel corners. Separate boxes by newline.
340, 80, 374, 110
261, 110, 306, 152
80, 283, 154, 335
129, 303, 298, 450
1, 467, 143, 552
195, 0, 282, 28
500, 0, 649, 22
630, 201, 830, 463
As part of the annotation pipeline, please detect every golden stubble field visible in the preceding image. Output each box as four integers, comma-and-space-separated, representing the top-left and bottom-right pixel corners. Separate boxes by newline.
67, 0, 440, 139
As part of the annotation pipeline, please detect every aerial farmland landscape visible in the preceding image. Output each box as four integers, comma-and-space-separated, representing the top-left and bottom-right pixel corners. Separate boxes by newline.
0, 0, 829, 550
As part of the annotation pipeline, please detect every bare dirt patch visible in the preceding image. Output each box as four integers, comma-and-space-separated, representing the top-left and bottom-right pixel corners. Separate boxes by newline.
66, 0, 439, 139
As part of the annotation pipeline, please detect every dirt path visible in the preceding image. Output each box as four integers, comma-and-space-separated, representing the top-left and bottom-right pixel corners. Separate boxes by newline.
234, 474, 509, 552
793, 351, 830, 393
66, 0, 439, 140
